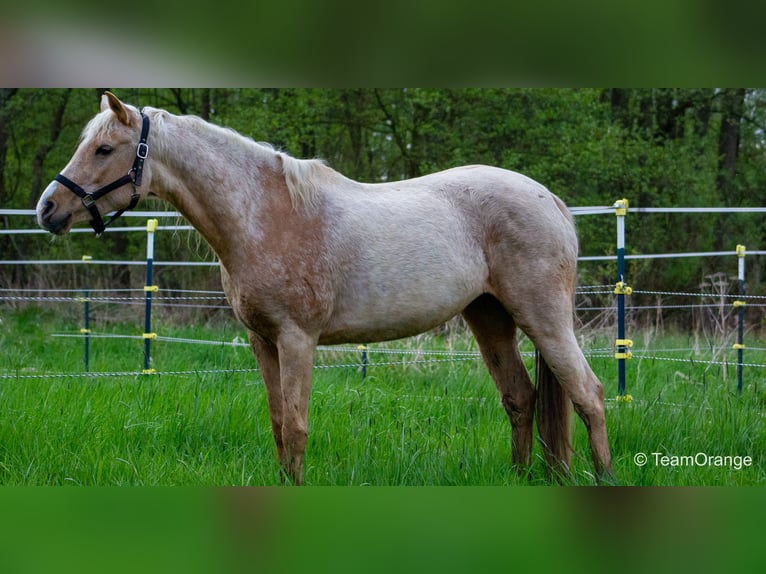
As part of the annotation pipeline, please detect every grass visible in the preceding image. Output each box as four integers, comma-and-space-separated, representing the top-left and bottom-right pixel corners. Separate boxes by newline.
0, 306, 764, 485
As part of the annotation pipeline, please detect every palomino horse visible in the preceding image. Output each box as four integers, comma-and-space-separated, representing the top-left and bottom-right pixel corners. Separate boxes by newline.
37, 92, 613, 484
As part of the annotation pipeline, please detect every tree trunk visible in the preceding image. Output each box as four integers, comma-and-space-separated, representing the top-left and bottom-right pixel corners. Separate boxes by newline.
607, 88, 629, 126
716, 88, 746, 200
200, 89, 211, 121
373, 89, 416, 179
341, 89, 367, 180
714, 88, 747, 252
0, 88, 19, 208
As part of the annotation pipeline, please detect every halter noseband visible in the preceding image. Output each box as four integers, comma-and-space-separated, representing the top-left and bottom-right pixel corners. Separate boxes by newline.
54, 111, 150, 235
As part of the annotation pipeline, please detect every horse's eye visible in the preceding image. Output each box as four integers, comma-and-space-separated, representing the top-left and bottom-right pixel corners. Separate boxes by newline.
95, 144, 113, 156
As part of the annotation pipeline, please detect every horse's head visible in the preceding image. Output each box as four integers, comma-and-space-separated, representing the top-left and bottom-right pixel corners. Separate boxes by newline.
36, 91, 153, 235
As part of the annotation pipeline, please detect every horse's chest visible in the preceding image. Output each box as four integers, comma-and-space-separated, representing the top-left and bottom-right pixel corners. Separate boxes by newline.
221, 258, 335, 339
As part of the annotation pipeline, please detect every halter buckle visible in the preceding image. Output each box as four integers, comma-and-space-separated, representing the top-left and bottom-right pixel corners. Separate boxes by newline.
81, 194, 96, 209
136, 142, 149, 160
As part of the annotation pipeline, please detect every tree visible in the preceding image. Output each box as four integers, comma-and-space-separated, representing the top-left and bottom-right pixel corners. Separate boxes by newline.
0, 89, 19, 211
26, 89, 70, 209
716, 88, 746, 201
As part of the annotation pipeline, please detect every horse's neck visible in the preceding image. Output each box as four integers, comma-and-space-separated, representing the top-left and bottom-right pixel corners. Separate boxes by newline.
149, 114, 288, 263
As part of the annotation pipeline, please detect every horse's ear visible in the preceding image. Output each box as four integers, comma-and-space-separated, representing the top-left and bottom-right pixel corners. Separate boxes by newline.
101, 91, 131, 126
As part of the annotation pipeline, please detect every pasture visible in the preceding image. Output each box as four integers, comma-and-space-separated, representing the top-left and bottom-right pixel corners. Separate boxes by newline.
1, 306, 763, 486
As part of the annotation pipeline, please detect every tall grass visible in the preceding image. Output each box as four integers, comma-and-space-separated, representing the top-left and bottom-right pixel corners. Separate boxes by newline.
0, 307, 763, 485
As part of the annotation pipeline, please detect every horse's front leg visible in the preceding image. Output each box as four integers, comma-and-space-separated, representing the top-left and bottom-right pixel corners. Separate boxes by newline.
247, 331, 288, 478
276, 327, 317, 485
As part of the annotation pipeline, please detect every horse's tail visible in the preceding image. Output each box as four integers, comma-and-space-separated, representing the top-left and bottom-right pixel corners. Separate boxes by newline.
535, 350, 572, 477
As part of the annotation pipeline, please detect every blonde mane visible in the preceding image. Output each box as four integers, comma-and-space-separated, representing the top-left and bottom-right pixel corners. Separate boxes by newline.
144, 108, 349, 210
278, 153, 341, 210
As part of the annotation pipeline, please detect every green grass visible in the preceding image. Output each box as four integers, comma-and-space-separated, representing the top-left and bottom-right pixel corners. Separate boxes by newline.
1, 306, 764, 485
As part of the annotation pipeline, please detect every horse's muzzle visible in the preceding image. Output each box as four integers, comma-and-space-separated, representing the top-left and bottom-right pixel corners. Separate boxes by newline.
37, 199, 72, 235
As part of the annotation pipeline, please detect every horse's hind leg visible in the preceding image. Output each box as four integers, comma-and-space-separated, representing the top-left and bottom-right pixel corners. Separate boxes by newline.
462, 294, 536, 472
539, 333, 612, 479
509, 293, 613, 480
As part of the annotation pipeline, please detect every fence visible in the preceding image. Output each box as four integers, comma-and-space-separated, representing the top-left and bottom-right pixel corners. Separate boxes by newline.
2, 205, 766, 395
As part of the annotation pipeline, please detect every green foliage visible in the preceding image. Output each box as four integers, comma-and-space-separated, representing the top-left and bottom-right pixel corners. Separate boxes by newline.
3, 88, 766, 296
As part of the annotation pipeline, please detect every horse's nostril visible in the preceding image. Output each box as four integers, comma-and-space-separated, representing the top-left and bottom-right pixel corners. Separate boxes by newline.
41, 200, 55, 219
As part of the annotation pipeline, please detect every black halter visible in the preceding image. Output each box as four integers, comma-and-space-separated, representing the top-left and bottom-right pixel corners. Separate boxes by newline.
54, 111, 150, 235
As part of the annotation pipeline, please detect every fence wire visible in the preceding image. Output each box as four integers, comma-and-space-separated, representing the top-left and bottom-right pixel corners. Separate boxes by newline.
3, 209, 765, 390
3, 332, 766, 381
5, 285, 766, 312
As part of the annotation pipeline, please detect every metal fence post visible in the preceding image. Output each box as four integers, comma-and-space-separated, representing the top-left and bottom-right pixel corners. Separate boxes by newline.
80, 255, 92, 372
358, 345, 369, 379
734, 244, 746, 393
613, 199, 633, 397
142, 219, 159, 374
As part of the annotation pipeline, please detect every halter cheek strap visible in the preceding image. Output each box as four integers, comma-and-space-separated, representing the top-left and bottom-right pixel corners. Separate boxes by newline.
54, 111, 150, 236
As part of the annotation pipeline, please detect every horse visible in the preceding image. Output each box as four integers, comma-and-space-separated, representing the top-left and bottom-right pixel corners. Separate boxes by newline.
36, 92, 613, 485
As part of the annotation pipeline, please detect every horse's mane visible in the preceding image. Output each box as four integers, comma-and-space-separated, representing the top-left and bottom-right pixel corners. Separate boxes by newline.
278, 153, 339, 209
141, 107, 350, 209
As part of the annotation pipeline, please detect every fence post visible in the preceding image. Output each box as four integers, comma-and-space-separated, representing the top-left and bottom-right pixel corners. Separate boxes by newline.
358, 345, 369, 379
613, 199, 633, 397
734, 244, 746, 393
142, 219, 159, 374
80, 255, 92, 372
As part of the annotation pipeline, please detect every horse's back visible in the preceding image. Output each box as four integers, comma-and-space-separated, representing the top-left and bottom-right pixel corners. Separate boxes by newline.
376, 164, 577, 255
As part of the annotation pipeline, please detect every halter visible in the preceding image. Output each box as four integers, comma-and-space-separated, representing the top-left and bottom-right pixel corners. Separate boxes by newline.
54, 111, 150, 235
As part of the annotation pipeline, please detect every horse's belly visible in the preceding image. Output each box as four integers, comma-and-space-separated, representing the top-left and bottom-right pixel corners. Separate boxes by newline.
319, 302, 471, 344
320, 258, 486, 344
